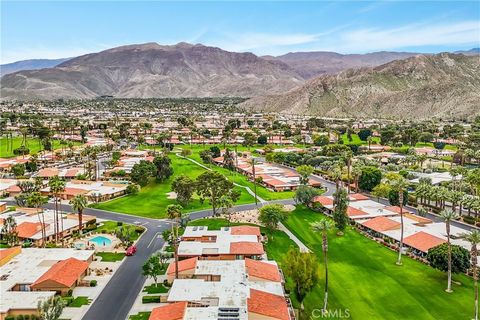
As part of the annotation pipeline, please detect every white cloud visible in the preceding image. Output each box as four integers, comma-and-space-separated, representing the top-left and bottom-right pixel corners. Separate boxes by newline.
328, 20, 480, 52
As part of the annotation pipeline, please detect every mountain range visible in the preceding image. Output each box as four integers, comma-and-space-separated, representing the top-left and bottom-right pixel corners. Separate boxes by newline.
0, 58, 70, 77
1, 42, 479, 119
241, 53, 480, 119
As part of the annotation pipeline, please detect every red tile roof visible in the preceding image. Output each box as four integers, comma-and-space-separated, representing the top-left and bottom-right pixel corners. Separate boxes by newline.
62, 187, 88, 196
167, 257, 198, 275
230, 226, 261, 236
346, 206, 367, 217
31, 257, 89, 288
349, 193, 369, 201
384, 206, 412, 214
38, 168, 59, 178
16, 222, 43, 238
149, 301, 187, 320
248, 289, 290, 320
230, 242, 264, 255
245, 258, 282, 282
313, 196, 333, 206
361, 216, 401, 232
403, 231, 446, 253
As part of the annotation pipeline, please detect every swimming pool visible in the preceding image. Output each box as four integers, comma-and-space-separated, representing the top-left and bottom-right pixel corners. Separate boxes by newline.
89, 236, 112, 247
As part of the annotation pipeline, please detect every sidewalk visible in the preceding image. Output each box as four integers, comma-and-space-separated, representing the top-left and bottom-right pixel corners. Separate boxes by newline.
278, 222, 311, 253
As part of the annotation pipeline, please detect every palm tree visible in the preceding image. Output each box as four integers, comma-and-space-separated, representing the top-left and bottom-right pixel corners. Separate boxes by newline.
390, 177, 409, 265
439, 209, 459, 292
26, 192, 48, 247
166, 204, 183, 279
49, 176, 66, 244
312, 218, 334, 312
69, 195, 88, 234
462, 230, 480, 320
351, 165, 362, 193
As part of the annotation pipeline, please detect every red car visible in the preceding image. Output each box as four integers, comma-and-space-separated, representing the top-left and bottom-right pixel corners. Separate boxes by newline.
126, 245, 137, 256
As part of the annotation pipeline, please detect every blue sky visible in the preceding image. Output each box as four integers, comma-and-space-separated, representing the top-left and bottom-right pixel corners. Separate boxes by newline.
1, 1, 479, 63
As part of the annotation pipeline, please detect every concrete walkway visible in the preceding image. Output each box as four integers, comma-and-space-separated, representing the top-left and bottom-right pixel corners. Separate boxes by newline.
278, 222, 311, 253
176, 153, 267, 204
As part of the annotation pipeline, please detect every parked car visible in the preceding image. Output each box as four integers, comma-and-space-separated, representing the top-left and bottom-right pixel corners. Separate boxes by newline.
126, 245, 137, 256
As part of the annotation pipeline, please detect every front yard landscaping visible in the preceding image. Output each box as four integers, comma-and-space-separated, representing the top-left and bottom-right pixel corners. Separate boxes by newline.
95, 252, 125, 262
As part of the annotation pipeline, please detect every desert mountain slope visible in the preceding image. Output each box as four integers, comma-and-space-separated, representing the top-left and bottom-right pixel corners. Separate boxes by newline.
241, 53, 480, 119
0, 42, 303, 100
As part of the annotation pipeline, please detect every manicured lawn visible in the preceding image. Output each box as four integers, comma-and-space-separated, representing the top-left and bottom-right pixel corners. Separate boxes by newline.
0, 137, 81, 158
182, 145, 295, 201
93, 155, 254, 218
341, 133, 381, 145
143, 283, 169, 294
282, 206, 473, 320
415, 142, 457, 151
129, 312, 151, 320
95, 221, 144, 241
67, 296, 91, 307
95, 252, 125, 262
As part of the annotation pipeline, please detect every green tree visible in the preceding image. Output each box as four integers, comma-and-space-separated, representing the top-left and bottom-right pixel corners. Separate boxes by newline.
312, 218, 334, 311
426, 243, 470, 275
195, 171, 238, 216
11, 163, 25, 177
283, 247, 320, 308
171, 175, 195, 206
49, 176, 66, 244
69, 195, 88, 234
333, 187, 349, 234
38, 296, 66, 320
439, 208, 460, 292
130, 160, 156, 186
257, 134, 268, 145
462, 230, 480, 320
1, 215, 18, 246
142, 254, 163, 286
359, 166, 382, 191
166, 204, 183, 279
26, 192, 48, 247
153, 155, 173, 182
294, 185, 320, 206
388, 177, 409, 265
296, 165, 314, 185
258, 204, 289, 230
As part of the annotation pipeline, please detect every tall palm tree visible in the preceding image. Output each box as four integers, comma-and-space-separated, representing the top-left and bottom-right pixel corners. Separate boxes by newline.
390, 177, 409, 265
26, 192, 48, 247
439, 208, 459, 292
49, 176, 66, 244
312, 218, 334, 312
462, 230, 480, 320
69, 195, 88, 234
166, 204, 183, 279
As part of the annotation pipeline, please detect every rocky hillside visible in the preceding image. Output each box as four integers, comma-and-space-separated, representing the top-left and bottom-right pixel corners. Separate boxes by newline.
264, 51, 419, 79
241, 53, 480, 120
0, 42, 303, 100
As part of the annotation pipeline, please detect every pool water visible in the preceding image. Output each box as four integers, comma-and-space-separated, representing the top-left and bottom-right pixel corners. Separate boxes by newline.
89, 236, 112, 246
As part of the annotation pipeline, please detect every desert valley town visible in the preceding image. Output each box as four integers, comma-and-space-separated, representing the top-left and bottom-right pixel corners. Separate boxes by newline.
0, 1, 479, 320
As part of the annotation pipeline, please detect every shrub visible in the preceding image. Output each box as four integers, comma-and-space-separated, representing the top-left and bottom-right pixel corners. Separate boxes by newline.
426, 243, 470, 274
90, 280, 97, 287
117, 221, 124, 226
135, 226, 145, 234
142, 295, 161, 303
463, 215, 475, 225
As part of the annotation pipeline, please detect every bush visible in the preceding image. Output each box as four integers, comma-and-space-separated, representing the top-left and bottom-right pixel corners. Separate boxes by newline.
67, 289, 73, 296
463, 215, 475, 225
117, 221, 124, 226
135, 226, 145, 234
142, 295, 161, 303
126, 184, 139, 195
90, 280, 97, 287
426, 243, 470, 274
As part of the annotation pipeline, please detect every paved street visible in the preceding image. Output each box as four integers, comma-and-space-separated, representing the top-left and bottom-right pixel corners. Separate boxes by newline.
3, 173, 475, 319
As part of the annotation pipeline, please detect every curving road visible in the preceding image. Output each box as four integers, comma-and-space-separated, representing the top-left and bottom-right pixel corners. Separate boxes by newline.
5, 173, 475, 320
